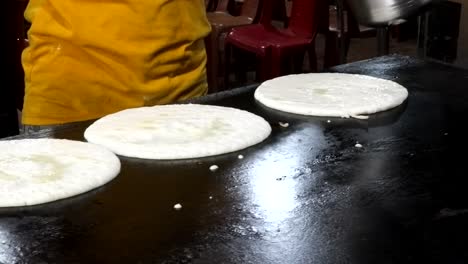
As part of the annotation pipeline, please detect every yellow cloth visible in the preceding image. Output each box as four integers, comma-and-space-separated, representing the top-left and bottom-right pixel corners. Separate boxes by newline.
22, 0, 211, 125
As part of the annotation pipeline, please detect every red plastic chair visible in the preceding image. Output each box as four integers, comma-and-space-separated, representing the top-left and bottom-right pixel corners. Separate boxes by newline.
224, 0, 323, 85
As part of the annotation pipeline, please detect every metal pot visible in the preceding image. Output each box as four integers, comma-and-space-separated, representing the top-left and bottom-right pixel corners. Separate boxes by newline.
345, 0, 436, 26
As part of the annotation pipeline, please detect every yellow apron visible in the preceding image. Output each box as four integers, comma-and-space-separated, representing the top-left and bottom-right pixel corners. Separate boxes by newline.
22, 0, 211, 125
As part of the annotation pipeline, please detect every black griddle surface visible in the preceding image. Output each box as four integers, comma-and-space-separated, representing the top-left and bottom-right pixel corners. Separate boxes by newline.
2, 55, 468, 264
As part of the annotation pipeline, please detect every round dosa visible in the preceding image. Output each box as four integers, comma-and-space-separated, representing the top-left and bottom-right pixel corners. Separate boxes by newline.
254, 73, 408, 117
84, 104, 272, 160
0, 138, 121, 207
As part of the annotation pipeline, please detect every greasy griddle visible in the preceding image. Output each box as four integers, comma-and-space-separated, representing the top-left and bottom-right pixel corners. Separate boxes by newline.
2, 55, 468, 263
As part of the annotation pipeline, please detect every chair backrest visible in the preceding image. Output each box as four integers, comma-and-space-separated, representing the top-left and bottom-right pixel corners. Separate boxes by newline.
288, 0, 322, 38
257, 0, 319, 35
272, 0, 288, 24
239, 0, 262, 21
257, 0, 274, 25
215, 0, 230, 12
256, 0, 287, 24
